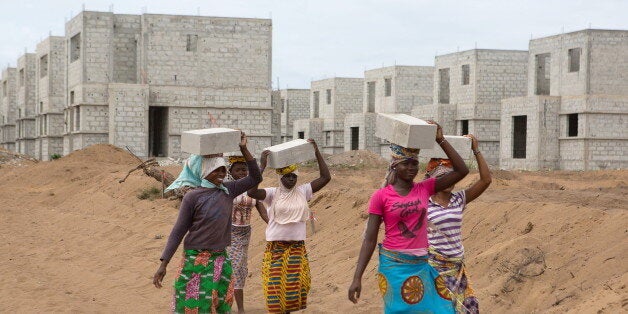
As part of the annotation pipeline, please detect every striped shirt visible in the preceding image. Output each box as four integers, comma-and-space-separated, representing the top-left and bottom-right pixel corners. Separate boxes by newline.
427, 190, 466, 258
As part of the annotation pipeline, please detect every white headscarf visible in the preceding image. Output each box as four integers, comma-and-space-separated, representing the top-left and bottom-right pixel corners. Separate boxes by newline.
199, 157, 230, 193
201, 157, 228, 179
270, 175, 310, 224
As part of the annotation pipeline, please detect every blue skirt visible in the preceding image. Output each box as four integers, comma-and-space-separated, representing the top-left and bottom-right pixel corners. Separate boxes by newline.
377, 245, 454, 314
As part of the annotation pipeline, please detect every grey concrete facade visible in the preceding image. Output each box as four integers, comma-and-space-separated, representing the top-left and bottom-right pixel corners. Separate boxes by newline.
15, 53, 38, 157
60, 11, 272, 158
501, 29, 628, 170
0, 68, 17, 151
35, 36, 66, 161
292, 118, 324, 144
412, 49, 529, 164
277, 89, 310, 143
271, 90, 281, 145
293, 77, 362, 154
345, 65, 434, 157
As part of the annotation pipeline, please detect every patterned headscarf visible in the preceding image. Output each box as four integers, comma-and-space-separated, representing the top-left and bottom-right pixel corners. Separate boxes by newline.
228, 156, 247, 165
426, 158, 454, 179
384, 144, 420, 186
275, 164, 299, 176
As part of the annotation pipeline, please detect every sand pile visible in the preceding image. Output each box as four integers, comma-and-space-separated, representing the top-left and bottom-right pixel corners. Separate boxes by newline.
0, 145, 626, 313
0, 147, 37, 166
324, 150, 388, 168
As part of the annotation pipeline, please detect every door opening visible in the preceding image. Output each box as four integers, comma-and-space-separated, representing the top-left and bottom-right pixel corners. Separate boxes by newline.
149, 106, 168, 157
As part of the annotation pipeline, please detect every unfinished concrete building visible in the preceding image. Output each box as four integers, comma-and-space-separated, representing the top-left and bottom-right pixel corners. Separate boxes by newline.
35, 36, 66, 161
344, 65, 433, 156
0, 68, 17, 151
15, 53, 38, 157
270, 90, 282, 145
412, 49, 528, 164
275, 89, 310, 143
62, 11, 272, 158
293, 78, 362, 154
500, 29, 628, 170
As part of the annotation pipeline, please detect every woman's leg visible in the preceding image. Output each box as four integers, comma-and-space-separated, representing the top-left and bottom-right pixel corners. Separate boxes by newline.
231, 226, 251, 313
234, 289, 244, 313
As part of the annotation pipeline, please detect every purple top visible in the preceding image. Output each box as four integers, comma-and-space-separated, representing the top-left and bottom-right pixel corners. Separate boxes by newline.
160, 159, 262, 262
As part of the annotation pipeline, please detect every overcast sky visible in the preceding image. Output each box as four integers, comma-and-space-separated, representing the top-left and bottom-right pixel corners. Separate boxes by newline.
0, 0, 626, 89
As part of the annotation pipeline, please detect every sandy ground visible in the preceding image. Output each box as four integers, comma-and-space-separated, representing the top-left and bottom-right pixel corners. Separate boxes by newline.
0, 144, 626, 313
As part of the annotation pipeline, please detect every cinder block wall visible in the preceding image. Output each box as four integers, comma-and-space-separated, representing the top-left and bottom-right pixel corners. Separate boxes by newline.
524, 30, 628, 170
361, 65, 433, 156
524, 30, 628, 97
139, 15, 270, 89
311, 78, 335, 120
333, 78, 363, 154
474, 50, 528, 105
343, 112, 378, 152
138, 14, 272, 157
36, 36, 66, 160
17, 54, 38, 125
434, 51, 477, 109
433, 49, 528, 165
559, 96, 627, 170
309, 78, 363, 154
279, 89, 310, 143
500, 96, 561, 170
0, 68, 17, 150
395, 66, 434, 114
577, 31, 628, 169
108, 84, 149, 156
59, 11, 272, 158
589, 31, 628, 95
64, 11, 120, 155
292, 118, 324, 146
527, 32, 589, 96
363, 65, 433, 114
15, 53, 38, 157
271, 90, 282, 145
163, 102, 273, 157
113, 14, 141, 84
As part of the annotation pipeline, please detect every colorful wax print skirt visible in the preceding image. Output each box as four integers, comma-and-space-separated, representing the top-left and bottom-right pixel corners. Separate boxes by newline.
378, 245, 455, 314
262, 241, 311, 313
227, 225, 252, 289
428, 249, 479, 314
172, 249, 234, 314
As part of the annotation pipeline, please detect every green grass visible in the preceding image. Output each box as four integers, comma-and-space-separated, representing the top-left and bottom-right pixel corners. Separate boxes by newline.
137, 186, 161, 200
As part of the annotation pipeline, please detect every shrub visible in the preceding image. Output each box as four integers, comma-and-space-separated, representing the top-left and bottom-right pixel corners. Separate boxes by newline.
137, 186, 161, 200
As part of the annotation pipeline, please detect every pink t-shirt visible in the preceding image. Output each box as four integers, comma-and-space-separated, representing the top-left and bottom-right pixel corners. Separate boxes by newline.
368, 178, 436, 255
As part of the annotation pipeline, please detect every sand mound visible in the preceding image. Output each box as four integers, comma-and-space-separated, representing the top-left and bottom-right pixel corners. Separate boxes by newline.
325, 150, 388, 168
0, 147, 37, 166
0, 146, 626, 313
60, 144, 140, 165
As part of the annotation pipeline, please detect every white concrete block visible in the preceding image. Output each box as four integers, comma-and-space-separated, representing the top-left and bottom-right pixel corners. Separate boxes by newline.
181, 128, 241, 155
375, 113, 436, 149
420, 135, 472, 160
264, 139, 316, 169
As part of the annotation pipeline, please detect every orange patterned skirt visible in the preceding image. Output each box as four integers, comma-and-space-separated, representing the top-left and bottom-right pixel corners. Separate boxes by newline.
261, 241, 311, 313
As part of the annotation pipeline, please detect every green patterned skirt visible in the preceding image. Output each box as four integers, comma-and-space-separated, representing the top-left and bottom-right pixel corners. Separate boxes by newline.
172, 249, 234, 314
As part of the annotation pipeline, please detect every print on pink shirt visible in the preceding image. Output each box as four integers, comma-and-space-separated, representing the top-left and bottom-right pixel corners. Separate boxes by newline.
392, 199, 426, 238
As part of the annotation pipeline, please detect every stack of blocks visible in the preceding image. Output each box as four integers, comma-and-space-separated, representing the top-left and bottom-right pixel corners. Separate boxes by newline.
180, 128, 241, 155
264, 139, 316, 169
375, 113, 436, 149
419, 135, 472, 160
